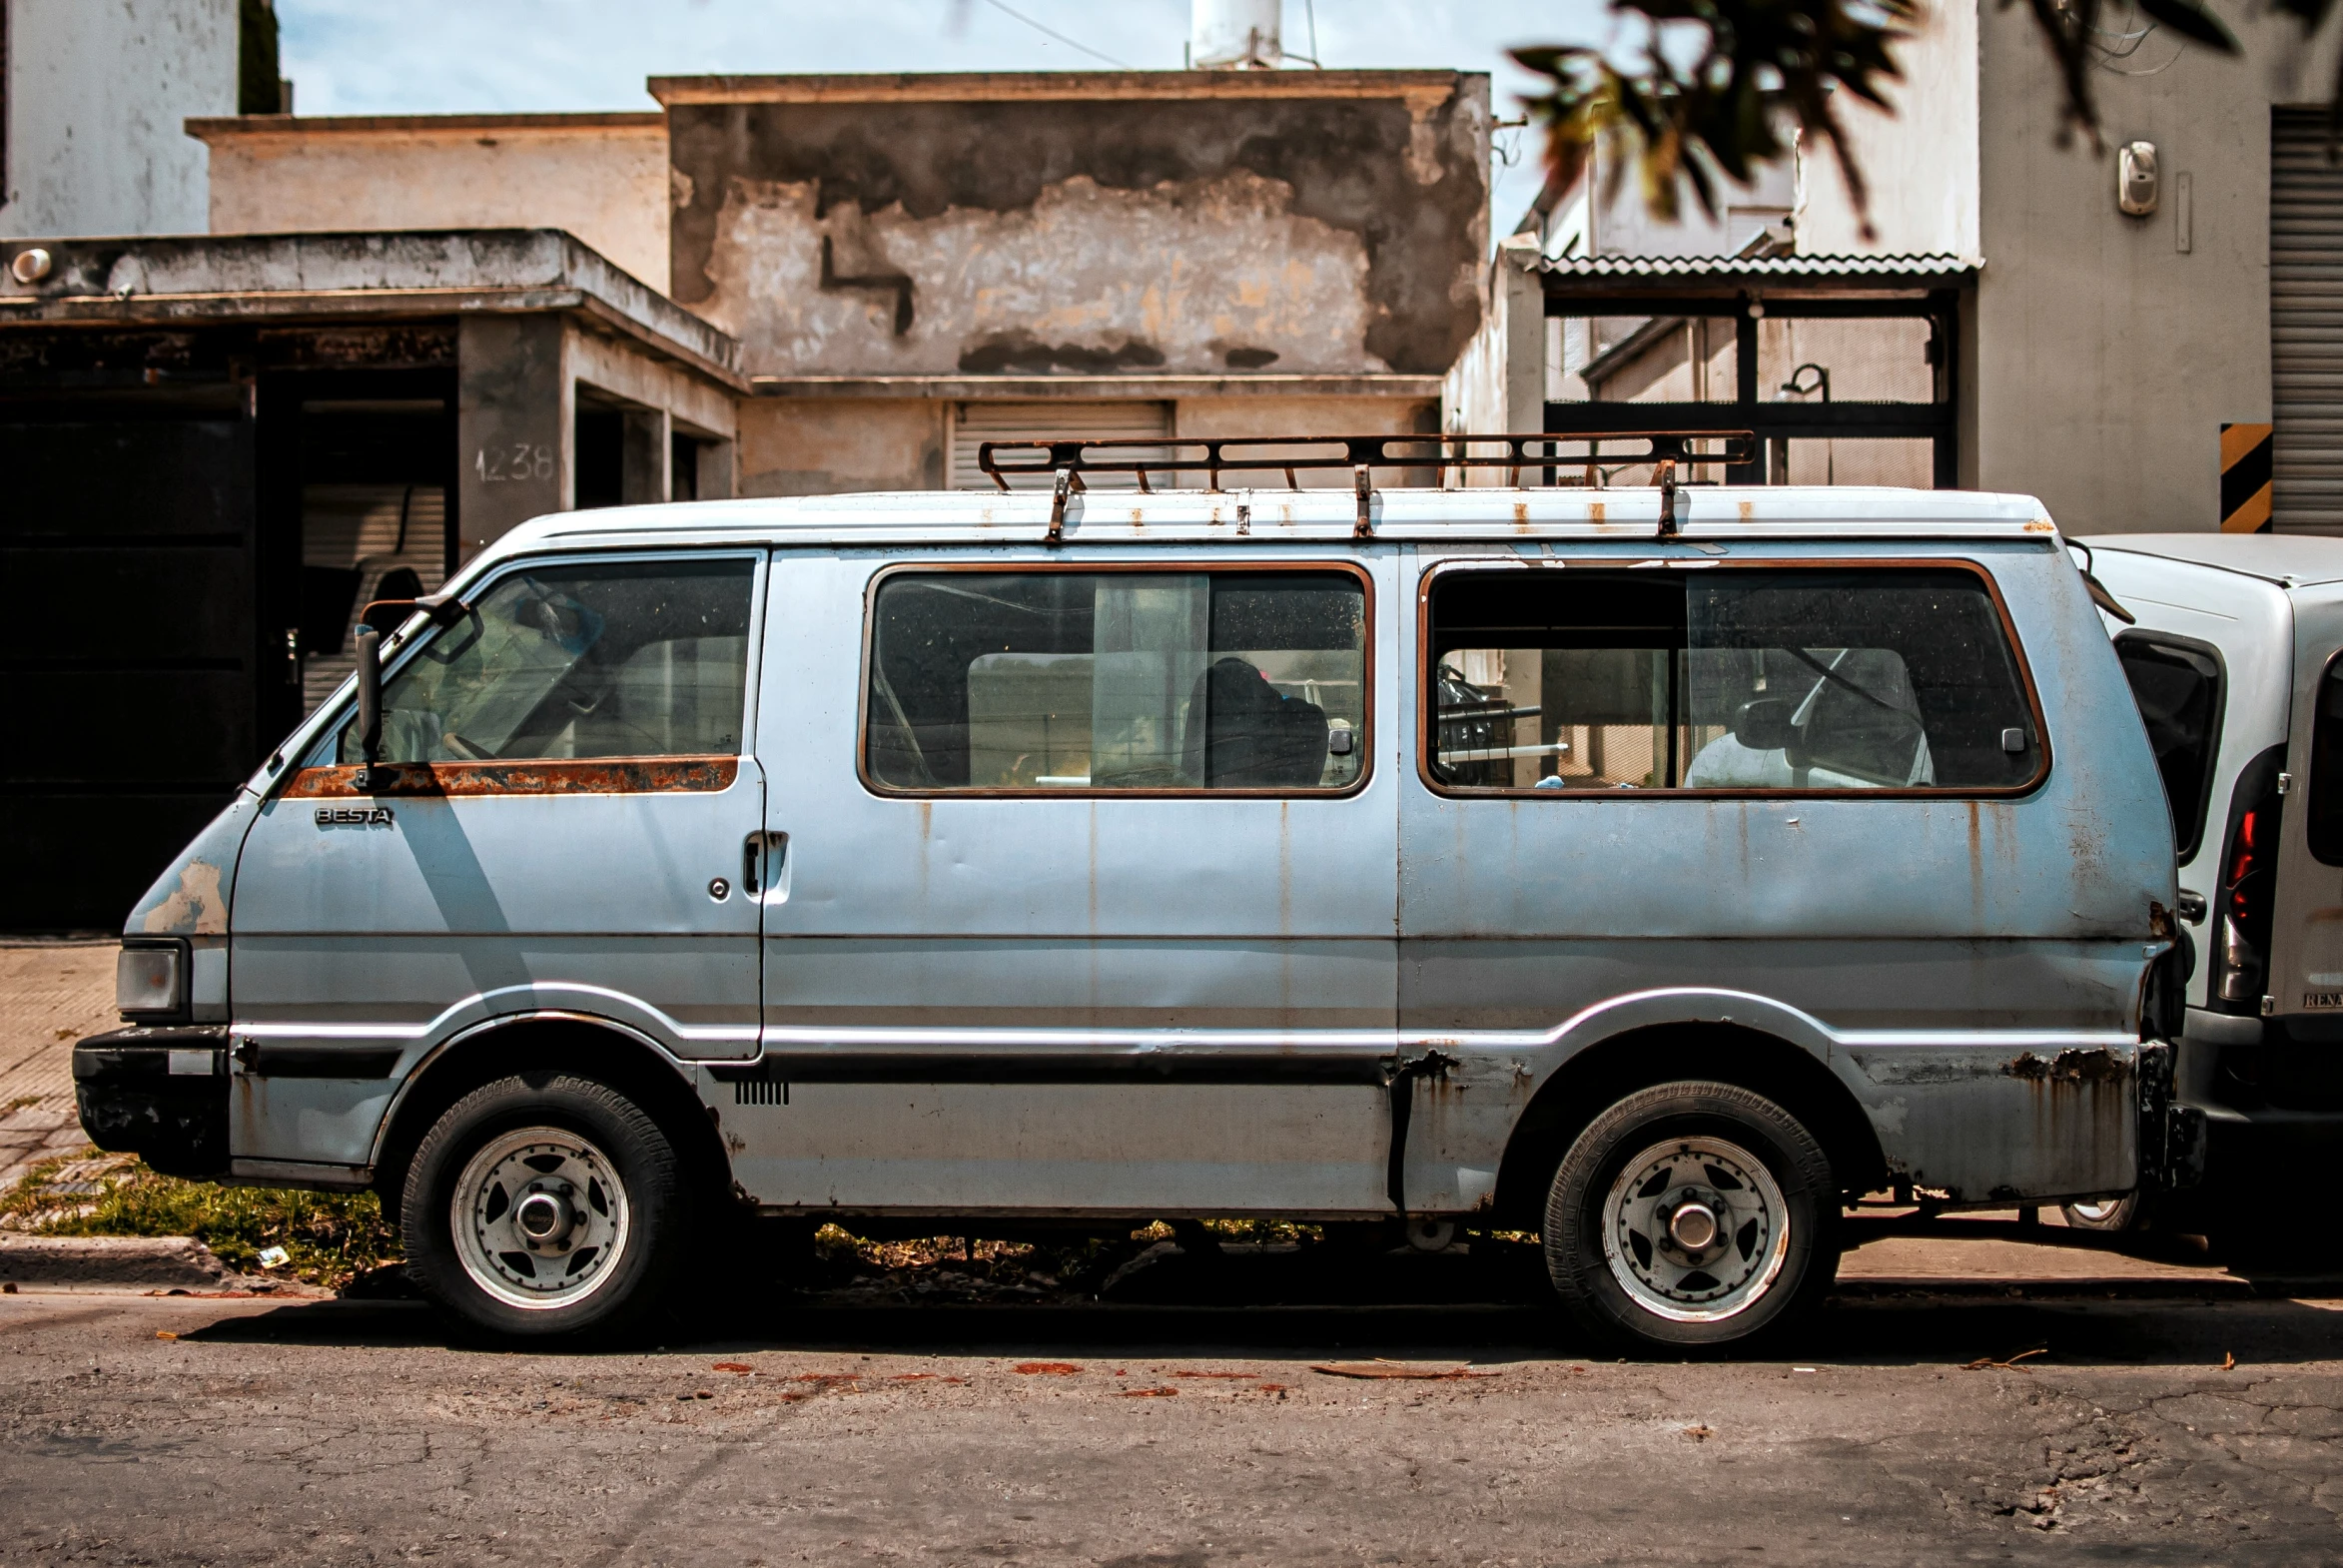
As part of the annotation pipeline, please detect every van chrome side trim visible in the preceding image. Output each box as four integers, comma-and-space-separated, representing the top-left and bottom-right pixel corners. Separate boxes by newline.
714, 1051, 1393, 1085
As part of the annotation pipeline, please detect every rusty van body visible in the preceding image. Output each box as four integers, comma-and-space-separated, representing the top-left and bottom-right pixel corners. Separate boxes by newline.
76, 469, 2186, 1348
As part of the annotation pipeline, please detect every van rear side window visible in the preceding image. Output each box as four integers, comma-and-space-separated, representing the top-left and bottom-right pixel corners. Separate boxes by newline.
1426, 565, 2041, 794
2114, 633, 2224, 862
864, 569, 1367, 793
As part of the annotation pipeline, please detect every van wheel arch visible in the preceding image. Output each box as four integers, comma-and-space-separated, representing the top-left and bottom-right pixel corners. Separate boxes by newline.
373, 1019, 733, 1233
1492, 1024, 1886, 1228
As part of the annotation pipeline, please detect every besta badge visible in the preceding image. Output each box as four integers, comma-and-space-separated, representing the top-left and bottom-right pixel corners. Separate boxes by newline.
314, 806, 393, 827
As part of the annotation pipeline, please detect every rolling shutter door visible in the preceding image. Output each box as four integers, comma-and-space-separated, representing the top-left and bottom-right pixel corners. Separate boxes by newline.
949, 400, 1173, 491
2272, 109, 2343, 532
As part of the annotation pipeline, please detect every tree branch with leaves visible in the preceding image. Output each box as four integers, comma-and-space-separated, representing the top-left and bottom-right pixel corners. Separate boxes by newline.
1512, 0, 2340, 237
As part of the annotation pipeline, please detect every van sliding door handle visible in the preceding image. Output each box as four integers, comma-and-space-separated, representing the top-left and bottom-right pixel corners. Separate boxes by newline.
743, 832, 789, 901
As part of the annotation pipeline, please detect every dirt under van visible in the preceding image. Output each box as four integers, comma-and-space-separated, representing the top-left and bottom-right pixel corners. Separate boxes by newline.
77, 447, 2192, 1348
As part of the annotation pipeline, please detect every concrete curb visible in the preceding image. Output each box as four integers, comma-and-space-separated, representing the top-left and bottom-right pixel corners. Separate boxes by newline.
0, 1234, 237, 1290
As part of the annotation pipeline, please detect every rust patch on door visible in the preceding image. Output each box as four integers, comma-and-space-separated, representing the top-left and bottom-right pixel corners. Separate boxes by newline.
284, 756, 738, 799
2001, 1048, 2127, 1085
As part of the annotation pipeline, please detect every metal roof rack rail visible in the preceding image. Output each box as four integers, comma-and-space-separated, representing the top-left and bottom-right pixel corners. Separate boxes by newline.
978, 429, 1758, 540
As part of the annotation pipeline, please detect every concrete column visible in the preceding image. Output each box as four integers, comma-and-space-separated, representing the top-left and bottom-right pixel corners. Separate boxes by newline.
1497, 233, 1547, 435
456, 315, 568, 559
621, 407, 671, 503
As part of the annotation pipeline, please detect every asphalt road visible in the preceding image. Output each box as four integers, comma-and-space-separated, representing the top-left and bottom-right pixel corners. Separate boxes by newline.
3, 1277, 2341, 1566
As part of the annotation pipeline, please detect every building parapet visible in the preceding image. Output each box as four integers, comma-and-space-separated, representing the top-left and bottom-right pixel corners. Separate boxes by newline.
0, 229, 743, 387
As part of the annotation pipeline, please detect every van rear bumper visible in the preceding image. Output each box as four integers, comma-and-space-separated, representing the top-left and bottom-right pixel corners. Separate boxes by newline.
73, 1025, 230, 1180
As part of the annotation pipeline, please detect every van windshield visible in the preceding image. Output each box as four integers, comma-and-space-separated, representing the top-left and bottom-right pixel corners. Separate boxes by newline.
334, 557, 754, 764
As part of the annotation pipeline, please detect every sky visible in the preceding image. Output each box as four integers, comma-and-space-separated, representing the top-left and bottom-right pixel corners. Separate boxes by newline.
275, 0, 1610, 239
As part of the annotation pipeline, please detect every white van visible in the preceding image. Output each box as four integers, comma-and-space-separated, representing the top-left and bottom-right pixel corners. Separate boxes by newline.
75, 440, 2187, 1348
2079, 535, 2343, 1245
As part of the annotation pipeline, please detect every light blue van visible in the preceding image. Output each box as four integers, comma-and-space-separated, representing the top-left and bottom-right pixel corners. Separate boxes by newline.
77, 455, 2190, 1349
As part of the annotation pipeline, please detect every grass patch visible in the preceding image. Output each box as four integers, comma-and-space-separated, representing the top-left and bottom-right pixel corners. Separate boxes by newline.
0, 1152, 397, 1289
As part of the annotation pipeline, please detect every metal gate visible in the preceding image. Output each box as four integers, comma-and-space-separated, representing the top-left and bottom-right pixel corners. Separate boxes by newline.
2271, 109, 2343, 532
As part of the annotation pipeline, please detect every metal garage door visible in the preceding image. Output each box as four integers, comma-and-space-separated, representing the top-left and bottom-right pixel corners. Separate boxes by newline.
949, 400, 1172, 491
2272, 109, 2343, 532
0, 417, 259, 930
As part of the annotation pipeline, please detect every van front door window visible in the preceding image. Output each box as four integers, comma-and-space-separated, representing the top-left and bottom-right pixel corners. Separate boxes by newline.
336, 558, 752, 765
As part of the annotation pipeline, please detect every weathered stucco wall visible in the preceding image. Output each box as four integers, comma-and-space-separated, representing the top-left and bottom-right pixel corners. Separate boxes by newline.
739, 398, 946, 495
3, 0, 236, 238
663, 74, 1489, 381
193, 115, 672, 293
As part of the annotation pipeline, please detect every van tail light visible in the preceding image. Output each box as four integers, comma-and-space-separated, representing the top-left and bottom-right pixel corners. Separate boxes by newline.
2212, 747, 2287, 1013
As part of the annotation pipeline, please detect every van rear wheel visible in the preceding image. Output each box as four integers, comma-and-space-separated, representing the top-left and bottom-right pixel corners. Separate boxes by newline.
401, 1074, 687, 1341
1543, 1082, 1839, 1351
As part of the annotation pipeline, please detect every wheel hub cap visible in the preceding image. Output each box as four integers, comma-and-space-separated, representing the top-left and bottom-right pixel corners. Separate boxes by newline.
449, 1130, 629, 1311
1602, 1137, 1792, 1324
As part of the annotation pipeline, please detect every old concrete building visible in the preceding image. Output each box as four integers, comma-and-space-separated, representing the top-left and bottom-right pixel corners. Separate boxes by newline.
657, 71, 1484, 494
0, 63, 1490, 928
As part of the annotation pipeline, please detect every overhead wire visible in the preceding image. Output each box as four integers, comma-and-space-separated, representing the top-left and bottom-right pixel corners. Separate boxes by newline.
974, 0, 1135, 69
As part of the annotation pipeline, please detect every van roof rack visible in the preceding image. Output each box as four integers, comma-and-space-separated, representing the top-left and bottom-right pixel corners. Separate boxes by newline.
978, 429, 1759, 540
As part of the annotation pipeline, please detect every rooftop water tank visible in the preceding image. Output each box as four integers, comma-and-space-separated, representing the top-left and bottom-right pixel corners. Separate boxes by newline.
1191, 0, 1282, 69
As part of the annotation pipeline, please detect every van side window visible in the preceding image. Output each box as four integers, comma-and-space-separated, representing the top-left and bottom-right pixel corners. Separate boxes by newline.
1426, 566, 2039, 793
337, 557, 754, 764
2114, 633, 2224, 862
2308, 656, 2343, 865
865, 570, 1366, 792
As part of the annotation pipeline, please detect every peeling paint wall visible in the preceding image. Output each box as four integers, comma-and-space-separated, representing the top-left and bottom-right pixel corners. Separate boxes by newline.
666, 78, 1490, 380
197, 118, 672, 293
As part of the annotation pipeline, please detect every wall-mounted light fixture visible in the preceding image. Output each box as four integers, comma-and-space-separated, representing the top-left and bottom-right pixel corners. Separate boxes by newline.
2119, 142, 2160, 217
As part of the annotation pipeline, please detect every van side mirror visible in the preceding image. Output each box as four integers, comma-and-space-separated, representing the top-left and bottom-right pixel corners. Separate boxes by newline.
1733, 697, 1798, 751
354, 626, 383, 790
360, 593, 465, 637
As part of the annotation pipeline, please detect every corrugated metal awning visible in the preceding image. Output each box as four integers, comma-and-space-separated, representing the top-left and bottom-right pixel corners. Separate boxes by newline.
1532, 252, 1977, 310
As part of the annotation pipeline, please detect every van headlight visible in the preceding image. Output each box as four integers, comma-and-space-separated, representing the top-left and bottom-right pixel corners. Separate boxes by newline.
117, 942, 187, 1019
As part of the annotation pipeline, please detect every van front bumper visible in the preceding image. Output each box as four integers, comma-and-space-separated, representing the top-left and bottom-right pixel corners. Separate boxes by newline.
73, 1026, 230, 1180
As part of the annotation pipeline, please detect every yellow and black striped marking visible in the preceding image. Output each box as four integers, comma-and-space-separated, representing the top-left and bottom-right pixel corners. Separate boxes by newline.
2222, 421, 2274, 533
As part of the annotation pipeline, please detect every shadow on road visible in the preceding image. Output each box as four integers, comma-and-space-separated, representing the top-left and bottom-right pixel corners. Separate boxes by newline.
170, 1236, 2343, 1371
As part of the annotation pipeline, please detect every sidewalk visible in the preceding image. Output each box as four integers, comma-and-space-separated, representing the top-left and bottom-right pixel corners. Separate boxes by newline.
0, 941, 115, 1191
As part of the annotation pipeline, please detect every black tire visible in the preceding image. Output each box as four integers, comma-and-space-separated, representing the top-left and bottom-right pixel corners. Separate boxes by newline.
1543, 1082, 1840, 1352
401, 1074, 690, 1342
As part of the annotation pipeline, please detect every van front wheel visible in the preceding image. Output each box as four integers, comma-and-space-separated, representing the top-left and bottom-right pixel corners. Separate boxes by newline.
1543, 1083, 1839, 1351
401, 1074, 687, 1341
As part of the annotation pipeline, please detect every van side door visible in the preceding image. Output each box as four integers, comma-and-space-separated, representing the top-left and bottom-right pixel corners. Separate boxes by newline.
229, 552, 768, 1176
724, 549, 1399, 1215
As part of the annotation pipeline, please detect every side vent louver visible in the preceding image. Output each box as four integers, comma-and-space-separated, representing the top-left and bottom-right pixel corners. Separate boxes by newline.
733, 1080, 788, 1106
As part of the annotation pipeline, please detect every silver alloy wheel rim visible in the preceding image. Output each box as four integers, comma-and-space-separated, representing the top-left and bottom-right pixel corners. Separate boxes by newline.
2068, 1199, 2124, 1224
449, 1127, 630, 1311
1601, 1136, 1791, 1324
